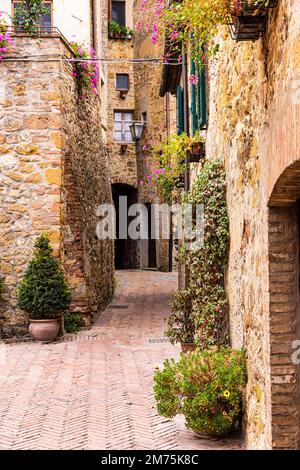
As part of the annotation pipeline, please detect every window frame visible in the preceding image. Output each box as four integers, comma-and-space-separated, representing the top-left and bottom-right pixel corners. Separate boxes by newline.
12, 0, 53, 32
116, 73, 129, 91
113, 110, 134, 143
110, 0, 126, 27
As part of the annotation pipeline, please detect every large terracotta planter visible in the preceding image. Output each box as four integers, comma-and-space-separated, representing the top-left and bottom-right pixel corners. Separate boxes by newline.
29, 319, 59, 342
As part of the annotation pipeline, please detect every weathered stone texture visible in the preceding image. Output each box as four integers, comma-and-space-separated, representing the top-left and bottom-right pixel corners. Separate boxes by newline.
0, 36, 114, 337
206, 0, 300, 449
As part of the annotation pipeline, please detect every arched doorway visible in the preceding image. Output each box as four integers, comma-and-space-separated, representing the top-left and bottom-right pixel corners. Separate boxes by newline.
112, 183, 139, 269
268, 161, 300, 449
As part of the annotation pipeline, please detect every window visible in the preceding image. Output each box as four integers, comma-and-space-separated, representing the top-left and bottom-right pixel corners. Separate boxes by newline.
114, 111, 134, 142
141, 112, 148, 125
111, 0, 126, 26
116, 74, 129, 90
12, 1, 52, 32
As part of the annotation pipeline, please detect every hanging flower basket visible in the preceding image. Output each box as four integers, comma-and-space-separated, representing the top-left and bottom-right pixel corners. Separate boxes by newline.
190, 141, 205, 163
228, 0, 279, 41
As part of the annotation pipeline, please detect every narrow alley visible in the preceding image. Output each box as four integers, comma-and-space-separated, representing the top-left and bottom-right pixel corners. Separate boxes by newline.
0, 271, 241, 450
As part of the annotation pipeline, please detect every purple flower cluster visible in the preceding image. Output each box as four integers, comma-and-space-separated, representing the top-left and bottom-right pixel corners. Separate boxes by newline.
0, 32, 13, 61
71, 43, 99, 99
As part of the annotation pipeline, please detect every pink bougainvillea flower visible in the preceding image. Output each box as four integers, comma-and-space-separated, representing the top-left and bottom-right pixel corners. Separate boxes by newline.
189, 74, 198, 85
135, 21, 143, 32
170, 30, 179, 41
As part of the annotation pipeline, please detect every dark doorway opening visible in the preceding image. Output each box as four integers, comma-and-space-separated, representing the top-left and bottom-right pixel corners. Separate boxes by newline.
146, 203, 157, 269
112, 183, 139, 269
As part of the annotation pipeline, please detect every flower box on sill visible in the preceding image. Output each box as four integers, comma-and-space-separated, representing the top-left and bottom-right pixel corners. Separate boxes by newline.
108, 31, 132, 40
228, 0, 279, 41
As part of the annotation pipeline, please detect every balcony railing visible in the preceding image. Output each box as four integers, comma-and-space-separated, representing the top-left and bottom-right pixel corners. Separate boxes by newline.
228, 0, 279, 41
5, 26, 74, 54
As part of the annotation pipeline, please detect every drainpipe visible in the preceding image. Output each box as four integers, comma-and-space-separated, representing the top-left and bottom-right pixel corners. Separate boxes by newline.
91, 0, 99, 88
91, 0, 97, 50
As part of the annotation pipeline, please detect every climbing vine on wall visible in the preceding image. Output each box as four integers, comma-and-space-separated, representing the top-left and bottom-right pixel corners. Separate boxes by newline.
168, 158, 229, 349
71, 43, 99, 99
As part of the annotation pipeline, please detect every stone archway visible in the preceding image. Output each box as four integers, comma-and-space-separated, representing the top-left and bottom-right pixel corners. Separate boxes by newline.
268, 161, 300, 449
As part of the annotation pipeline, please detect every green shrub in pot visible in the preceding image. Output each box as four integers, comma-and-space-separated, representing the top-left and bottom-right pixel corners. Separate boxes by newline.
18, 234, 71, 342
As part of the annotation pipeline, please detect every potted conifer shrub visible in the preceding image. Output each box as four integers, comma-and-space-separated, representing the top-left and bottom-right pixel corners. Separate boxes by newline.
18, 233, 71, 342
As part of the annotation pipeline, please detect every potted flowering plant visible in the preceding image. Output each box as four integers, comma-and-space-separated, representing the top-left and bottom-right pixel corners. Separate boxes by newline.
108, 20, 121, 38
18, 234, 71, 343
154, 348, 247, 438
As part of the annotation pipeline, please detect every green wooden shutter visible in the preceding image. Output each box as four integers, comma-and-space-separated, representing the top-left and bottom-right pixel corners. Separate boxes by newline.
198, 64, 207, 129
190, 60, 197, 135
177, 85, 184, 135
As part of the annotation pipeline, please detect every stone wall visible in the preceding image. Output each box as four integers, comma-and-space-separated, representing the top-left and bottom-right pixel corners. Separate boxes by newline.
107, 37, 137, 188
0, 35, 114, 336
133, 4, 177, 271
206, 0, 300, 449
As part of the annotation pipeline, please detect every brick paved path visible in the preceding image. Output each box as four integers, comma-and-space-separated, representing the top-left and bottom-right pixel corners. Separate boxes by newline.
0, 271, 242, 450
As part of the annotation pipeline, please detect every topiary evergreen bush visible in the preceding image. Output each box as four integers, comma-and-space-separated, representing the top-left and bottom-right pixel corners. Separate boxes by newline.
18, 234, 71, 319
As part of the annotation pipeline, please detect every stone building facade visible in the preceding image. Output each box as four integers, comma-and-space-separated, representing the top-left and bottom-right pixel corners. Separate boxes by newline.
106, 0, 176, 270
0, 33, 114, 337
204, 0, 300, 450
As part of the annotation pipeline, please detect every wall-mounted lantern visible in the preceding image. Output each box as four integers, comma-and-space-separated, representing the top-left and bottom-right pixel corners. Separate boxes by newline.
129, 122, 144, 142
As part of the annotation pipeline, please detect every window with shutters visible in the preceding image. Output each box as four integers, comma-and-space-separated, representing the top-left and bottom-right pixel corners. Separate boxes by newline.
114, 111, 134, 142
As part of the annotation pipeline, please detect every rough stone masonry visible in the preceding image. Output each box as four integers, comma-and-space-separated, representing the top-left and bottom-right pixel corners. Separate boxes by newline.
206, 0, 300, 450
0, 35, 114, 338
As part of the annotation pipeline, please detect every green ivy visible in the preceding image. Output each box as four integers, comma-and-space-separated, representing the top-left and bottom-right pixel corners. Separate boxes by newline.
64, 312, 84, 334
168, 158, 229, 348
12, 0, 51, 36
154, 348, 247, 437
18, 233, 71, 319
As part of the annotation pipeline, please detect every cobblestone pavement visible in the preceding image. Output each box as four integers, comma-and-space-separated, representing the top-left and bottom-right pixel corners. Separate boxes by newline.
0, 271, 242, 450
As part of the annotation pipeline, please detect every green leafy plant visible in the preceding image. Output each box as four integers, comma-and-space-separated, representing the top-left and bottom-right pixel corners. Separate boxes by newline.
108, 20, 120, 34
64, 312, 84, 334
108, 20, 134, 38
166, 289, 195, 344
142, 132, 203, 202
18, 233, 71, 319
154, 348, 247, 437
169, 158, 229, 349
11, 0, 51, 36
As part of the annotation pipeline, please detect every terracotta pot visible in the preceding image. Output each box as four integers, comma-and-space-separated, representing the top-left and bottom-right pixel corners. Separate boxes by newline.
29, 319, 59, 342
181, 342, 196, 353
